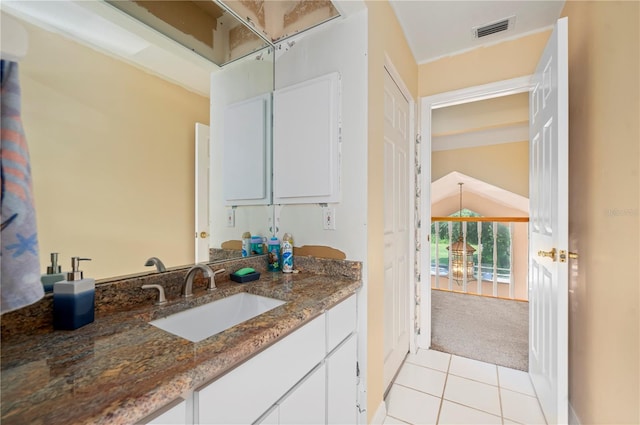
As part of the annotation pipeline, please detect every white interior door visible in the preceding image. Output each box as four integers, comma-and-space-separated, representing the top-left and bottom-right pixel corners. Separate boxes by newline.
383, 68, 410, 391
195, 122, 210, 263
529, 17, 569, 425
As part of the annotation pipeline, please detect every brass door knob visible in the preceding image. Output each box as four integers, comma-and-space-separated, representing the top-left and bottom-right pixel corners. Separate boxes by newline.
537, 248, 557, 261
200, 231, 209, 238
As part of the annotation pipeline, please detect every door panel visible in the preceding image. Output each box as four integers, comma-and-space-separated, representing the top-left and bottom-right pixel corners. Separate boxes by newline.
383, 68, 410, 391
195, 123, 210, 263
529, 17, 569, 425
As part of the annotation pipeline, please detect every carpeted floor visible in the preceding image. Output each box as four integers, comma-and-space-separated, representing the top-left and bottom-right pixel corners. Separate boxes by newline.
431, 289, 529, 371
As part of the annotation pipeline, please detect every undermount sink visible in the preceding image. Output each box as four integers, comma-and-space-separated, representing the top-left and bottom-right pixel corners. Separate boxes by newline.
149, 292, 285, 342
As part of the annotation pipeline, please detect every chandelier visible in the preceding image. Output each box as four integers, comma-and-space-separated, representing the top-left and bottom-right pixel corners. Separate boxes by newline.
447, 183, 475, 281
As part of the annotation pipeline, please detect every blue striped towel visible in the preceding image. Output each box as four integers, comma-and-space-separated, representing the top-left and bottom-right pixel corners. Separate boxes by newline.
1, 60, 44, 314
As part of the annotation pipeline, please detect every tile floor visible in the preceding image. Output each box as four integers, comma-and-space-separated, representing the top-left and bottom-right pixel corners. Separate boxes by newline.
383, 349, 547, 425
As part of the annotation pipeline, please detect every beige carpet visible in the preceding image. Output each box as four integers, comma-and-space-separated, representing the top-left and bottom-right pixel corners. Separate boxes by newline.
431, 289, 529, 371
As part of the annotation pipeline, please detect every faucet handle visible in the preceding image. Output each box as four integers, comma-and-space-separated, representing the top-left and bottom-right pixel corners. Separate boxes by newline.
207, 268, 225, 292
142, 284, 167, 305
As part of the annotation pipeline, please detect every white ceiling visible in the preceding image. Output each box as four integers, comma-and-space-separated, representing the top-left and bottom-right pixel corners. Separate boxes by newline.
389, 0, 565, 64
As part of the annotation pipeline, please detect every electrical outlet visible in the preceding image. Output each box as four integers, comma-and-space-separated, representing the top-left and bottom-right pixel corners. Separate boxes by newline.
226, 208, 235, 227
322, 207, 336, 230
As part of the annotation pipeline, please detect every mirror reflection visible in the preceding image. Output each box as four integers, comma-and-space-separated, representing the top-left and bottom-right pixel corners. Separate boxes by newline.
106, 0, 270, 66
9, 8, 272, 283
7, 0, 339, 286
221, 0, 339, 43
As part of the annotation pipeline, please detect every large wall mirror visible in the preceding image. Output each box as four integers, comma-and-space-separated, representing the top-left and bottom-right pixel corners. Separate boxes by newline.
2, 0, 339, 285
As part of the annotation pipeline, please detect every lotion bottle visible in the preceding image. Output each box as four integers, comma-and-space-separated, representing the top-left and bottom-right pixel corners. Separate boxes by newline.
53, 257, 95, 330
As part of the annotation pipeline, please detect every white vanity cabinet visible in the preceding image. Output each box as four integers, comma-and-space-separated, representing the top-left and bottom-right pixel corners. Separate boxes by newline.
152, 294, 357, 425
273, 72, 341, 204
255, 294, 357, 425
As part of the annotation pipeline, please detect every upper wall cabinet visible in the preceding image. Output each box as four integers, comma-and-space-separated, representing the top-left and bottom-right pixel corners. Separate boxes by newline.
223, 93, 272, 205
273, 72, 341, 204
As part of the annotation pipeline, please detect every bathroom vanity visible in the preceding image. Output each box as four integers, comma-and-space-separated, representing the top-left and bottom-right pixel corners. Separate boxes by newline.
0, 258, 361, 425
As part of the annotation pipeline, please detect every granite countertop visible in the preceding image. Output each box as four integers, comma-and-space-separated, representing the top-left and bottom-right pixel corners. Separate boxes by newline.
0, 270, 361, 425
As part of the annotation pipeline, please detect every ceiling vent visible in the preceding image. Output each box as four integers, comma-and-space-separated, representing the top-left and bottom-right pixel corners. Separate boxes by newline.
473, 16, 515, 39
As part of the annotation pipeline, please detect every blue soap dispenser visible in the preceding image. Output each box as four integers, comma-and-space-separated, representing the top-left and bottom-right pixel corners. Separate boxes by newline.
53, 257, 95, 330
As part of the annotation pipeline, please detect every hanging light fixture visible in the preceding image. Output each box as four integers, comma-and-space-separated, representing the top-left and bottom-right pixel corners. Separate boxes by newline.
447, 182, 476, 281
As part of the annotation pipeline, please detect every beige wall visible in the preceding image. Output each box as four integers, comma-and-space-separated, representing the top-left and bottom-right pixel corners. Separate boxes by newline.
366, 1, 418, 421
432, 92, 528, 135
561, 1, 640, 423
432, 142, 529, 197
19, 20, 209, 279
419, 29, 551, 97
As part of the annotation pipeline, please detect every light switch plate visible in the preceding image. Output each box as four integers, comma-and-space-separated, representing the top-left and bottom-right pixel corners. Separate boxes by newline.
322, 207, 336, 230
226, 208, 235, 227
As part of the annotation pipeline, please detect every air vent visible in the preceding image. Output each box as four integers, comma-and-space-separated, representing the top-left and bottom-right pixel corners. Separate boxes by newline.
473, 16, 515, 39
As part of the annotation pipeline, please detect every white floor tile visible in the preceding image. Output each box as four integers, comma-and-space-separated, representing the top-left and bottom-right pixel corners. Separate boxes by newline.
449, 355, 498, 386
395, 362, 447, 398
438, 400, 502, 425
501, 388, 547, 425
405, 349, 451, 372
383, 415, 411, 424
443, 375, 501, 416
503, 420, 521, 424
386, 384, 441, 425
498, 366, 536, 396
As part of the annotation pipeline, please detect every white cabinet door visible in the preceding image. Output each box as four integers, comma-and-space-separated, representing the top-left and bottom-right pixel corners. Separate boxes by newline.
326, 334, 357, 425
273, 72, 341, 204
223, 93, 272, 205
326, 295, 357, 353
279, 364, 326, 425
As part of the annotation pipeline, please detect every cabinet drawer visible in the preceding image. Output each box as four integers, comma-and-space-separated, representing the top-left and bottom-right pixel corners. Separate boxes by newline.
196, 315, 325, 424
326, 295, 356, 352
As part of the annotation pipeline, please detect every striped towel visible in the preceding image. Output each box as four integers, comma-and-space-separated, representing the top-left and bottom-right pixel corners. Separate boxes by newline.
1, 60, 44, 314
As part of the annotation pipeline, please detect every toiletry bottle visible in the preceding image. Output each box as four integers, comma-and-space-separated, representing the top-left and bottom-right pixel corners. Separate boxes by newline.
281, 233, 294, 273
251, 235, 265, 255
242, 232, 251, 257
267, 237, 280, 272
41, 252, 66, 292
53, 257, 95, 330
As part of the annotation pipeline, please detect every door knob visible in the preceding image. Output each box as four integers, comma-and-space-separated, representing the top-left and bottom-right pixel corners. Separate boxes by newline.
200, 231, 209, 238
537, 248, 557, 261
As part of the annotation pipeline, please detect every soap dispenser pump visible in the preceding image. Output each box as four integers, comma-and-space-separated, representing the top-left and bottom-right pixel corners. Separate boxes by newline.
53, 257, 95, 330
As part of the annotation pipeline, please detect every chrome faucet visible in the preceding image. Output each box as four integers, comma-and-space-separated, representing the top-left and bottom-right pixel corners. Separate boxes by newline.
144, 257, 166, 273
182, 264, 215, 297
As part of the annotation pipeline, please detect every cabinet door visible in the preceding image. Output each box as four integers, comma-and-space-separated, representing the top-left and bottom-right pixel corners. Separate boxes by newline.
273, 72, 340, 204
223, 93, 272, 205
279, 363, 326, 425
327, 333, 357, 425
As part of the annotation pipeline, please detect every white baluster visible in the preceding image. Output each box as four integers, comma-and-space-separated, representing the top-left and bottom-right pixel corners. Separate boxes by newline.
448, 221, 453, 291
462, 221, 468, 293
509, 222, 515, 299
492, 221, 498, 297
477, 221, 482, 295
